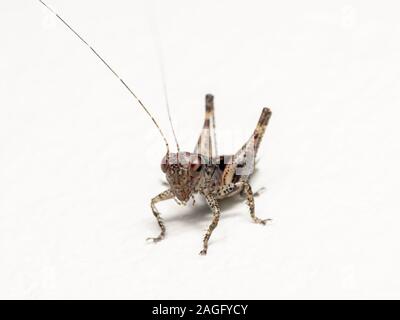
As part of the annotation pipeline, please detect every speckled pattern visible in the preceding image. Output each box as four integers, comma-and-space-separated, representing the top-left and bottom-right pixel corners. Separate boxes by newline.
148, 94, 272, 255
147, 190, 175, 243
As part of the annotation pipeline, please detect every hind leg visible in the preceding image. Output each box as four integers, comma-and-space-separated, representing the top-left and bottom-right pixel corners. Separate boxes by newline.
240, 186, 266, 198
194, 94, 218, 159
240, 182, 271, 225
213, 182, 271, 225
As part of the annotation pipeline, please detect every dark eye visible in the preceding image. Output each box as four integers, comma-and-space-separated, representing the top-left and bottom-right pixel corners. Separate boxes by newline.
161, 154, 169, 173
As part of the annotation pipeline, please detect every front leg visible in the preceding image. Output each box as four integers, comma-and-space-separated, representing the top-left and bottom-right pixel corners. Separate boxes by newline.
147, 189, 174, 243
200, 193, 221, 255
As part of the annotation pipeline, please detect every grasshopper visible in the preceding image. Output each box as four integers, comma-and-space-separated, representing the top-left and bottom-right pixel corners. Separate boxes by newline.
153, 96, 272, 255
39, 1, 272, 255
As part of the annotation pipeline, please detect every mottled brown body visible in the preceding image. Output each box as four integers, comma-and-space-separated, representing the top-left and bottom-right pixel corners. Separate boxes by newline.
37, 1, 272, 256
148, 94, 272, 255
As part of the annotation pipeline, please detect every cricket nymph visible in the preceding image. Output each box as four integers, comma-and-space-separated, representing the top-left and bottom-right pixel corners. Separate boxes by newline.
38, 2, 272, 256
148, 94, 272, 255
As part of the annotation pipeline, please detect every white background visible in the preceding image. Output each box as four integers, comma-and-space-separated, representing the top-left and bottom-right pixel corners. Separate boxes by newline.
1, 0, 399, 299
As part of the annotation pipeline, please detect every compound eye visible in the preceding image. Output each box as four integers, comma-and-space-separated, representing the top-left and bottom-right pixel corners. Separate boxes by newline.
161, 154, 169, 173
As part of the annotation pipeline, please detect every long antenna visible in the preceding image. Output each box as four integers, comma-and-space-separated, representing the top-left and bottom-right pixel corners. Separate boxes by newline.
149, 5, 180, 152
157, 46, 180, 152
38, 0, 170, 153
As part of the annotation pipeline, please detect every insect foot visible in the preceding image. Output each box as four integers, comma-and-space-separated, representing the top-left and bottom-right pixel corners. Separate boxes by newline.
254, 218, 272, 225
146, 235, 164, 243
199, 249, 208, 256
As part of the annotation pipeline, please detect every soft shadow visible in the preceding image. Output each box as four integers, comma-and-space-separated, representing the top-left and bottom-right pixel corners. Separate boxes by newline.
165, 194, 246, 226
161, 166, 264, 226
